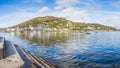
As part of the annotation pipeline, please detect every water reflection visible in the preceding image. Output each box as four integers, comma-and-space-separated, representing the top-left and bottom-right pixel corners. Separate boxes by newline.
14, 31, 73, 46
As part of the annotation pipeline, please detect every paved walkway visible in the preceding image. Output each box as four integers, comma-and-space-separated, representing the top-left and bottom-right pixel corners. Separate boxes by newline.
0, 40, 24, 68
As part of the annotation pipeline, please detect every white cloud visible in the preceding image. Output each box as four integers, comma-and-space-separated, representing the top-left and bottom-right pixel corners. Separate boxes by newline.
38, 6, 50, 13
0, 16, 9, 20
55, 0, 101, 11
57, 8, 89, 22
55, 6, 64, 10
0, 23, 7, 28
96, 11, 120, 15
0, 11, 36, 28
55, 0, 80, 10
111, 0, 120, 8
14, 12, 34, 18
56, 0, 80, 7
54, 0, 90, 22
100, 15, 120, 28
23, 0, 43, 3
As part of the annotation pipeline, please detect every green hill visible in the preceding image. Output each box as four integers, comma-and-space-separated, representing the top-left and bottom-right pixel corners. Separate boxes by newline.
11, 16, 116, 31
13, 16, 72, 29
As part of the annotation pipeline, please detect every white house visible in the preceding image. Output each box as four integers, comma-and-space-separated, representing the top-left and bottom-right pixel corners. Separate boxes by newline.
86, 26, 94, 30
6, 29, 10, 31
11, 28, 16, 31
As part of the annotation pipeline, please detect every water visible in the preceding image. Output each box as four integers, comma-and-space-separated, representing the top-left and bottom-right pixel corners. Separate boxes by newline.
0, 31, 120, 68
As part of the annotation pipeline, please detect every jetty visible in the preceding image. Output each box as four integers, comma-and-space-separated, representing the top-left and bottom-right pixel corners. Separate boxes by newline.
0, 37, 58, 68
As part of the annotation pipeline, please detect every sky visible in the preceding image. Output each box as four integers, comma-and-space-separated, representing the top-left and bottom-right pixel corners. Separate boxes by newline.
0, 0, 120, 29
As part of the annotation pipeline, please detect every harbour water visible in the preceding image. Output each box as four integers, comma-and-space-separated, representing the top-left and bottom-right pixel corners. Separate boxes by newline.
0, 31, 120, 68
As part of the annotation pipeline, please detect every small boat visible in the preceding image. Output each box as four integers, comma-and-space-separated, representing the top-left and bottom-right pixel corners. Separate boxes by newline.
86, 32, 90, 34
20, 31, 24, 33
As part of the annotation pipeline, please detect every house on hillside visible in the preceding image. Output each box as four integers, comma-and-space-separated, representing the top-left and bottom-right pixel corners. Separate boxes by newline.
23, 27, 29, 30
11, 28, 16, 32
86, 26, 94, 30
6, 28, 11, 32
29, 25, 34, 31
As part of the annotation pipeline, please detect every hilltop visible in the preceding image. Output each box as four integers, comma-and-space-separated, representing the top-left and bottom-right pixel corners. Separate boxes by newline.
11, 16, 116, 31
13, 16, 72, 28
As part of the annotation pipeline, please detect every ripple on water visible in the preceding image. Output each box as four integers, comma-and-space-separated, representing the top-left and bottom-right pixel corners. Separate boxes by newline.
0, 32, 120, 68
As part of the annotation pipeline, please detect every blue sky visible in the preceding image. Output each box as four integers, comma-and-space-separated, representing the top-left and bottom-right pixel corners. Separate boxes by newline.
0, 0, 120, 28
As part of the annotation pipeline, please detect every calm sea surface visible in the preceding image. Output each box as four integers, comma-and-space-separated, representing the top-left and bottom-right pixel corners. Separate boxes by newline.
0, 31, 120, 68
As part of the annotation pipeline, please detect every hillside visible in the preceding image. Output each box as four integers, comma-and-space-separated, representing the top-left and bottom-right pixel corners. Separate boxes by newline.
11, 16, 116, 31
13, 16, 72, 29
88, 23, 116, 30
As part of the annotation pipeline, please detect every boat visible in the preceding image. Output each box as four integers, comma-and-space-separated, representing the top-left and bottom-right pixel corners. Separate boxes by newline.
86, 32, 90, 34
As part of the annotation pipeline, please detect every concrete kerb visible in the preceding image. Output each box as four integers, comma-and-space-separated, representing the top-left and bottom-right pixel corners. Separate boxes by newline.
0, 37, 4, 59
0, 37, 4, 49
0, 38, 25, 68
7, 42, 25, 66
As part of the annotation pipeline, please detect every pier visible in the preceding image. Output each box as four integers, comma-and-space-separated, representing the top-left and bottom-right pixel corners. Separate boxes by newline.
0, 37, 57, 68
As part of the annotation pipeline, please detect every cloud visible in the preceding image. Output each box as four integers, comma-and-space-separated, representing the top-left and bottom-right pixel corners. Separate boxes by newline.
54, 0, 90, 22
54, 0, 101, 23
6, 12, 34, 19
56, 0, 80, 7
0, 11, 35, 28
80, 0, 102, 10
0, 16, 9, 20
100, 15, 120, 28
97, 11, 120, 15
38, 6, 50, 13
55, 0, 101, 10
56, 8, 89, 22
14, 12, 34, 18
0, 23, 7, 28
54, 6, 64, 10
111, 0, 120, 8
23, 0, 43, 3
55, 0, 80, 10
